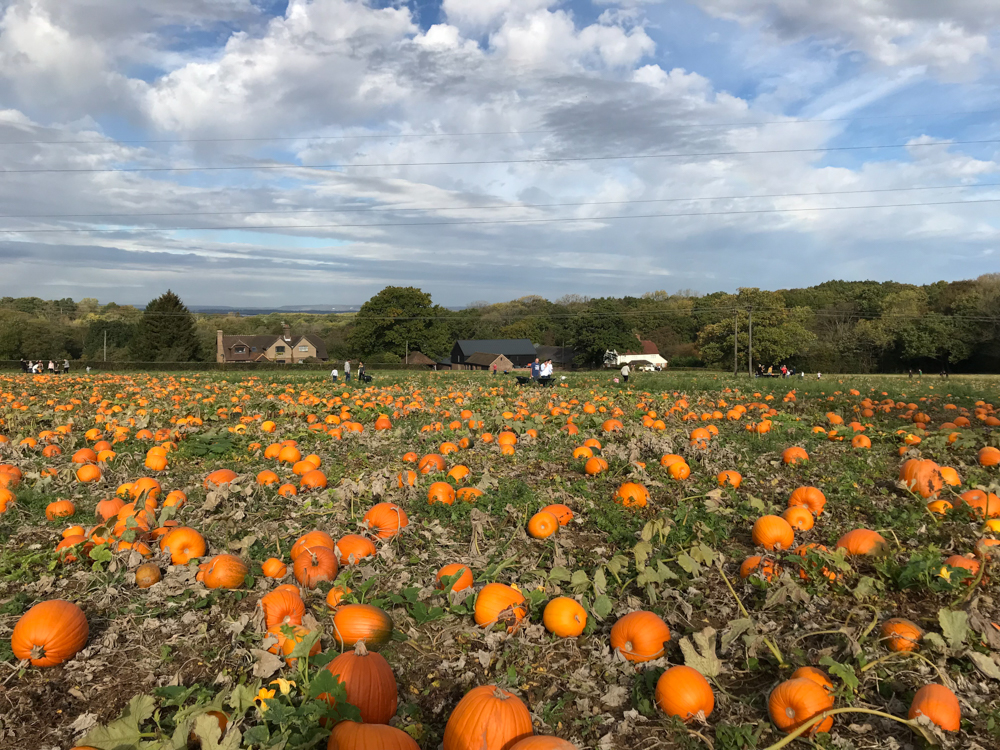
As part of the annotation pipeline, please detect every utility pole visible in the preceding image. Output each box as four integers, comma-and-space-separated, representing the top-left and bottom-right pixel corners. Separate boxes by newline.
405, 340, 408, 366
103, 330, 107, 362
733, 313, 738, 376
747, 308, 753, 377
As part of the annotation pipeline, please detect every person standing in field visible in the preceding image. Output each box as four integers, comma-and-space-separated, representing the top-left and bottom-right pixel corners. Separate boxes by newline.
63, 359, 69, 374
620, 363, 630, 383
331, 366, 338, 382
48, 360, 56, 375
344, 360, 351, 383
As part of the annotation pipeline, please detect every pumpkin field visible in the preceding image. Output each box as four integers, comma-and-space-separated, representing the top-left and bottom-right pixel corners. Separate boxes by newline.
1, 370, 1000, 750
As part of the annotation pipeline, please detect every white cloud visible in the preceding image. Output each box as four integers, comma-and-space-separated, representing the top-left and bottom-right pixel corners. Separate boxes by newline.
693, 0, 996, 74
0, 0, 996, 304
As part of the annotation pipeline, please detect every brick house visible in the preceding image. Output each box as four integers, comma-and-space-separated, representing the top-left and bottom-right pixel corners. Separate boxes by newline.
216, 324, 328, 364
450, 339, 536, 369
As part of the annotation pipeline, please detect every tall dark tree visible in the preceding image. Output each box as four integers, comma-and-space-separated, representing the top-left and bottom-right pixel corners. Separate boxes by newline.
84, 320, 137, 361
348, 286, 451, 359
130, 290, 203, 362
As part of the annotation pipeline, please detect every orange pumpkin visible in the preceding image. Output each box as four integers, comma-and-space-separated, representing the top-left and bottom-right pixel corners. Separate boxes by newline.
880, 618, 922, 652
655, 665, 714, 722
436, 563, 474, 592
610, 610, 671, 663
474, 583, 527, 631
443, 685, 533, 750
835, 529, 887, 556
11, 599, 89, 667
908, 684, 961, 732
197, 554, 248, 589
323, 641, 398, 723
331, 603, 394, 649
752, 515, 795, 551
768, 678, 834, 734
363, 502, 409, 539
293, 546, 339, 589
527, 511, 559, 539
542, 597, 587, 638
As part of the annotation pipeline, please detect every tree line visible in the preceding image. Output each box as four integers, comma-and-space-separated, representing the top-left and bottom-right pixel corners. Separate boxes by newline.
1, 274, 998, 372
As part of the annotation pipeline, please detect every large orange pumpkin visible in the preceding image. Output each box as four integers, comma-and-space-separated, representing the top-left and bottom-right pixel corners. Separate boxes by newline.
294, 546, 339, 589
908, 684, 961, 732
197, 554, 248, 589
474, 583, 527, 631
768, 678, 834, 734
363, 503, 409, 539
443, 685, 533, 750
11, 599, 89, 667
331, 603, 394, 649
610, 610, 671, 662
655, 665, 714, 722
323, 641, 398, 724
327, 721, 418, 750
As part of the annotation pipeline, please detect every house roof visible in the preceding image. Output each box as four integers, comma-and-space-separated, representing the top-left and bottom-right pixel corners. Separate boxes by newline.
624, 359, 652, 367
403, 351, 436, 366
454, 339, 536, 357
220, 332, 328, 361
298, 334, 328, 360
465, 352, 511, 367
536, 345, 576, 364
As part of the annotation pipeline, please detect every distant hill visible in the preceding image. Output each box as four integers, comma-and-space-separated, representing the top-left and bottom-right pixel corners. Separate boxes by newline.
189, 305, 360, 315
188, 304, 468, 316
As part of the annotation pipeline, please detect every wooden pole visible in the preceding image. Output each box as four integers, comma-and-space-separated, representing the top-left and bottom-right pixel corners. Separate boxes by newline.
733, 313, 738, 376
748, 308, 753, 377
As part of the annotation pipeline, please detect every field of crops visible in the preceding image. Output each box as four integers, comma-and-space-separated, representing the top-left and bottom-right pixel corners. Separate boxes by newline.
1, 370, 999, 750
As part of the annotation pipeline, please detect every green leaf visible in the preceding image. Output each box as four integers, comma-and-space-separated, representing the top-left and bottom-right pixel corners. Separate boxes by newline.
287, 629, 323, 660
676, 552, 700, 575
720, 618, 755, 653
967, 651, 1000, 680
309, 668, 343, 700
548, 566, 572, 583
819, 656, 859, 692
593, 595, 613, 620
79, 694, 156, 749
593, 567, 607, 596
228, 682, 259, 717
852, 576, 879, 601
679, 626, 722, 678
569, 569, 590, 593
938, 609, 969, 651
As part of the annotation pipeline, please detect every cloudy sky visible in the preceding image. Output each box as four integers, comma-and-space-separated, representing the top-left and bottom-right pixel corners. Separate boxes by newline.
0, 0, 997, 307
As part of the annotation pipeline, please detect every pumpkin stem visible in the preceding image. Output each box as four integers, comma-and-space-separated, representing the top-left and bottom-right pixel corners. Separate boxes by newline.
354, 640, 369, 657
29, 644, 44, 660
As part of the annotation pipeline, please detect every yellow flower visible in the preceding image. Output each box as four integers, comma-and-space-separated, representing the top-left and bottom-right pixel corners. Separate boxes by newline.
939, 566, 952, 582
270, 678, 296, 696
255, 687, 276, 711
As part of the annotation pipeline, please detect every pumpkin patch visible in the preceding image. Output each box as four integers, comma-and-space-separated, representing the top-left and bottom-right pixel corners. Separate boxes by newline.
0, 370, 997, 747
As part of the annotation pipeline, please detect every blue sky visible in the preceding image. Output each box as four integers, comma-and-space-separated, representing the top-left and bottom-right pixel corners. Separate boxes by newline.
0, 0, 997, 307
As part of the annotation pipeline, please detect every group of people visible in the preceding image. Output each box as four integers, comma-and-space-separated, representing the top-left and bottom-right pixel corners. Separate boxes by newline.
530, 358, 554, 379
20, 359, 69, 375
330, 361, 364, 383
756, 364, 806, 378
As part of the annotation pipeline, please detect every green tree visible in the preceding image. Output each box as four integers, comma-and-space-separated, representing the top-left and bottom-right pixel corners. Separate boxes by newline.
130, 290, 203, 362
348, 286, 451, 359
84, 320, 137, 361
571, 299, 637, 366
697, 288, 815, 371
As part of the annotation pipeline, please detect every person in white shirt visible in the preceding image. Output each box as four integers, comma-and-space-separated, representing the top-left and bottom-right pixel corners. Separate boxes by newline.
331, 367, 338, 382
620, 363, 630, 383
541, 360, 553, 377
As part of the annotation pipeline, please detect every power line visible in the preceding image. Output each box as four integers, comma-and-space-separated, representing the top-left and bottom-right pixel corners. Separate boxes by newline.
1, 182, 996, 222
3, 107, 998, 146
2, 138, 998, 175
1, 197, 996, 234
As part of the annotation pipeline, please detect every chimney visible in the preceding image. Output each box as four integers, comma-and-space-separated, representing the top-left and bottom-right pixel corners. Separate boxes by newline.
282, 322, 291, 342
216, 330, 224, 363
